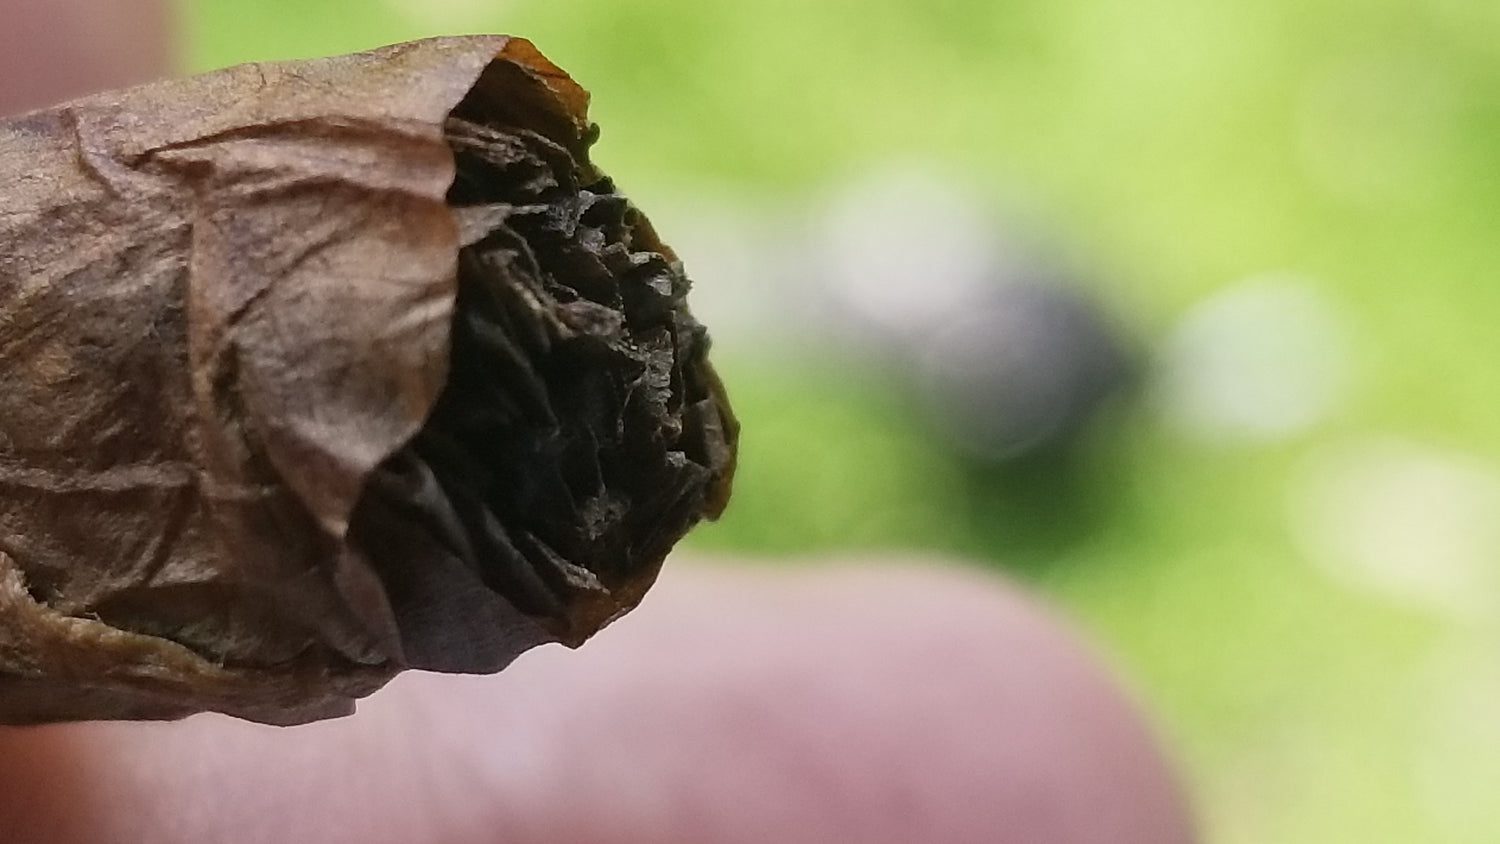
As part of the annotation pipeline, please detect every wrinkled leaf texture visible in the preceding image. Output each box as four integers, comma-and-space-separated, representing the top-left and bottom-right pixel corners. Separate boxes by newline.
0, 36, 735, 724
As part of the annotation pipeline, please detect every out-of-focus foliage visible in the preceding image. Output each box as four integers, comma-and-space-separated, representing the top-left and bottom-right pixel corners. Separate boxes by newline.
187, 2, 1500, 841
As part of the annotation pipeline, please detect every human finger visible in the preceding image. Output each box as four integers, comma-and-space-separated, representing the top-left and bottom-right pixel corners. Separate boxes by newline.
0, 0, 170, 114
0, 560, 1195, 844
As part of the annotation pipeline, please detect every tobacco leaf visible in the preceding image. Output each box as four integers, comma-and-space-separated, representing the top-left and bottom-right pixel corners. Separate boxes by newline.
0, 35, 736, 725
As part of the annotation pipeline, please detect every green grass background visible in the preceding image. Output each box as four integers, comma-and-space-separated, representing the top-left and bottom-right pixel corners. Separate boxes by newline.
184, 1, 1500, 840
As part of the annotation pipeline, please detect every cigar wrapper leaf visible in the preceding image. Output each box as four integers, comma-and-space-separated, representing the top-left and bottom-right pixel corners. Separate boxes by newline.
0, 35, 737, 725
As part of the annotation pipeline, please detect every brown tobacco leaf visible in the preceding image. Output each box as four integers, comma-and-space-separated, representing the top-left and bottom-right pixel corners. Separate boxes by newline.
0, 36, 737, 725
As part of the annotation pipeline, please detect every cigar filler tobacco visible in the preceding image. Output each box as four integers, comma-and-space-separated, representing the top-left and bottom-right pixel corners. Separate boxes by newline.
0, 35, 737, 725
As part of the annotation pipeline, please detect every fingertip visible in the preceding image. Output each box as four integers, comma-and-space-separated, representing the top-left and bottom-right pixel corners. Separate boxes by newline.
0, 0, 172, 114
452, 558, 1199, 844
0, 560, 1197, 844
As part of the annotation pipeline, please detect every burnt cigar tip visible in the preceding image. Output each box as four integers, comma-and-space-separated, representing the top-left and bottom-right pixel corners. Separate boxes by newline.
349, 46, 739, 672
0, 36, 736, 724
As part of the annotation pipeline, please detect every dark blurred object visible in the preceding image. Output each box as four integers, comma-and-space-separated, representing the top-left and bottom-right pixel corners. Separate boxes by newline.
913, 280, 1133, 461
818, 169, 1134, 463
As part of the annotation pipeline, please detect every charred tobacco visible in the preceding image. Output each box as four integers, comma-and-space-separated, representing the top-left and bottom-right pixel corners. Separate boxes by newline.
350, 106, 735, 674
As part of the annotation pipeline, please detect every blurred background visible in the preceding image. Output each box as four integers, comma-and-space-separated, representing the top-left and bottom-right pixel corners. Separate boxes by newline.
182, 1, 1500, 840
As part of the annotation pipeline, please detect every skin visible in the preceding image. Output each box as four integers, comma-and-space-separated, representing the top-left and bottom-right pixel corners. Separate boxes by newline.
0, 0, 171, 115
0, 6, 1198, 842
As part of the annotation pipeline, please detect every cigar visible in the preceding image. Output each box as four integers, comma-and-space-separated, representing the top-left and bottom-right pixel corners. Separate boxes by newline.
0, 35, 737, 725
